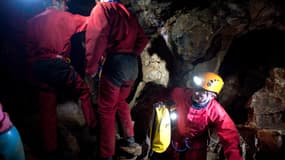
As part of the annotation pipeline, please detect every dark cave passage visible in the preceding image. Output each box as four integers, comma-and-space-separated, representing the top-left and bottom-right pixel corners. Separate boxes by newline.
219, 28, 285, 124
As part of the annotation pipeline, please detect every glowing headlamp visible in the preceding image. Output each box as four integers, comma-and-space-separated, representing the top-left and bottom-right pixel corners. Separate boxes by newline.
193, 76, 203, 86
169, 108, 177, 131
170, 111, 177, 120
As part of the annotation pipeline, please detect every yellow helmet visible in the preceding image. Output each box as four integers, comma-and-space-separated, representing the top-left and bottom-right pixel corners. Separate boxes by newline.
193, 72, 224, 94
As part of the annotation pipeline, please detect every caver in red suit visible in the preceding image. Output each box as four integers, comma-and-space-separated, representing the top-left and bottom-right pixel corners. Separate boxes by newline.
85, 0, 149, 158
165, 72, 243, 160
25, 1, 96, 154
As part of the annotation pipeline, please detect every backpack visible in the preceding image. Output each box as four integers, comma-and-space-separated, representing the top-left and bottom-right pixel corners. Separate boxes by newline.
149, 101, 175, 154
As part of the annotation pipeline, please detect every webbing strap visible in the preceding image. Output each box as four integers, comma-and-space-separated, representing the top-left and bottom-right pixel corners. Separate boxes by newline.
171, 138, 191, 152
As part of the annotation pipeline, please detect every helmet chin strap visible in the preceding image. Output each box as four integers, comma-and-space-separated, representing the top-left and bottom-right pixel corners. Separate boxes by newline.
192, 93, 212, 108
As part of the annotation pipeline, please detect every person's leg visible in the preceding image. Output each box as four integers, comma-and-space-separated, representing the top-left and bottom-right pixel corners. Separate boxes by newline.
104, 54, 138, 139
97, 74, 120, 158
0, 126, 25, 160
184, 149, 207, 160
184, 140, 207, 160
32, 59, 96, 128
116, 80, 142, 158
116, 80, 134, 138
38, 88, 58, 153
100, 54, 139, 158
64, 66, 96, 128
31, 59, 61, 155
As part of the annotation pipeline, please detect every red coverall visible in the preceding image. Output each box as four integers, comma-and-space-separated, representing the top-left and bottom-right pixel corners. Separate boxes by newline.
167, 87, 243, 160
85, 2, 148, 158
25, 8, 96, 152
0, 103, 25, 160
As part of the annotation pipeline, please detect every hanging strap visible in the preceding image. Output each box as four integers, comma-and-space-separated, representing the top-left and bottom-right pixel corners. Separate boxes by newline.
171, 138, 191, 152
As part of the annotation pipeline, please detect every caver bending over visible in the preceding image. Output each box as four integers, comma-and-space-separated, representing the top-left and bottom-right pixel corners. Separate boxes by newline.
25, 0, 96, 158
85, 0, 149, 159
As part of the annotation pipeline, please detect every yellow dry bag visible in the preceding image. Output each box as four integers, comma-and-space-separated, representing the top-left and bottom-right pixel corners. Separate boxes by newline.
150, 101, 172, 153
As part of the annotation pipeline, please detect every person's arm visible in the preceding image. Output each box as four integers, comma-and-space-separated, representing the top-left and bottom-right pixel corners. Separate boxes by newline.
85, 3, 110, 77
71, 13, 89, 33
134, 18, 149, 54
25, 17, 38, 57
208, 100, 243, 160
